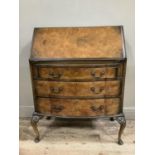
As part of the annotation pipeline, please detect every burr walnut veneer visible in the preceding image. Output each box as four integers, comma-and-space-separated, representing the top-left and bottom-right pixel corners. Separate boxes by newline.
29, 26, 127, 145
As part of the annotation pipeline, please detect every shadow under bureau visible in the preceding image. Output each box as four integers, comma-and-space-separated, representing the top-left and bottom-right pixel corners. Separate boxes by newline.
29, 26, 127, 145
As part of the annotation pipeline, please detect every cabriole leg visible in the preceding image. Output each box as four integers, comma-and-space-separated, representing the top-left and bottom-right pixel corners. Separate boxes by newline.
116, 115, 126, 145
31, 113, 43, 143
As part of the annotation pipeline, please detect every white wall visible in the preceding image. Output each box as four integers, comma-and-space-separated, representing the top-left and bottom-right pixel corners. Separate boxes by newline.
19, 0, 135, 118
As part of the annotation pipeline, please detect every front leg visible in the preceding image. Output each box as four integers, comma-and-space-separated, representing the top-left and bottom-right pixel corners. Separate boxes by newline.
31, 112, 43, 143
116, 115, 126, 145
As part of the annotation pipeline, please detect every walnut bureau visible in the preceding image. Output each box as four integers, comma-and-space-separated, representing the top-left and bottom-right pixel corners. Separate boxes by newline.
29, 26, 127, 145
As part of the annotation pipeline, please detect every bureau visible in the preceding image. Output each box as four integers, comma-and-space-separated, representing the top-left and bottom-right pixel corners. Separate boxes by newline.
29, 26, 127, 145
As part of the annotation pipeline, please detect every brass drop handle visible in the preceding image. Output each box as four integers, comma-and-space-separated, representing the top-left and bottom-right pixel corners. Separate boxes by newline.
91, 105, 104, 112
90, 87, 104, 94
49, 72, 62, 79
50, 87, 63, 94
51, 105, 64, 113
91, 70, 105, 79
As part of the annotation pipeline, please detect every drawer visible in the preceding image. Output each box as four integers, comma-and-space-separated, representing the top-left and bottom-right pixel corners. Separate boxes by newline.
36, 98, 121, 117
35, 81, 121, 97
37, 66, 118, 80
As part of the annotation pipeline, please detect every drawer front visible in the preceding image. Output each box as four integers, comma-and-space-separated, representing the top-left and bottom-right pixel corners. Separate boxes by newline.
35, 81, 121, 97
36, 98, 121, 117
38, 66, 118, 80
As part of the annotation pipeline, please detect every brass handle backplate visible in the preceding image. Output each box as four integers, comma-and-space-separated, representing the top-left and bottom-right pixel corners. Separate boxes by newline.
91, 70, 105, 79
90, 87, 104, 94
51, 105, 64, 113
49, 72, 62, 79
50, 87, 63, 94
91, 105, 104, 112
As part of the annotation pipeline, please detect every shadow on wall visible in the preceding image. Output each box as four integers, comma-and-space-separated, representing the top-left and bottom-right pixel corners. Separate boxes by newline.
19, 42, 34, 110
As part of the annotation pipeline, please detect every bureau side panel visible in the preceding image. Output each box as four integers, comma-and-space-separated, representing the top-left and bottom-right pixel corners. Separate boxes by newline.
119, 59, 127, 113
29, 62, 38, 111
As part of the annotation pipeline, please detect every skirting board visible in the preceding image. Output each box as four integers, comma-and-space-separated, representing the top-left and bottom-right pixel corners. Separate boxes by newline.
19, 106, 135, 119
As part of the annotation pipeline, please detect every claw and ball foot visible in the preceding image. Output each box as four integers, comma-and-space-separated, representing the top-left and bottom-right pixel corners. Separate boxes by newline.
116, 115, 126, 145
31, 113, 42, 143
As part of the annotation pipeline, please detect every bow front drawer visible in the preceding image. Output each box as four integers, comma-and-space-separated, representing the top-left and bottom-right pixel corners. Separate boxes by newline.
37, 66, 119, 80
35, 81, 121, 97
36, 98, 121, 117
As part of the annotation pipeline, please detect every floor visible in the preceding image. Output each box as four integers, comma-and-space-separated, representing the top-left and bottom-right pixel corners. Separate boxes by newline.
19, 118, 135, 155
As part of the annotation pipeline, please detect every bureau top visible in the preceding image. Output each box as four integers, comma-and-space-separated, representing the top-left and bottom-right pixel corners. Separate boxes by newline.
30, 26, 126, 60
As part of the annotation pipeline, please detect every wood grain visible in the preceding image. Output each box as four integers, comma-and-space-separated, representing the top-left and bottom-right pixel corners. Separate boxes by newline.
31, 26, 124, 59
35, 81, 121, 97
38, 66, 117, 80
36, 98, 121, 116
